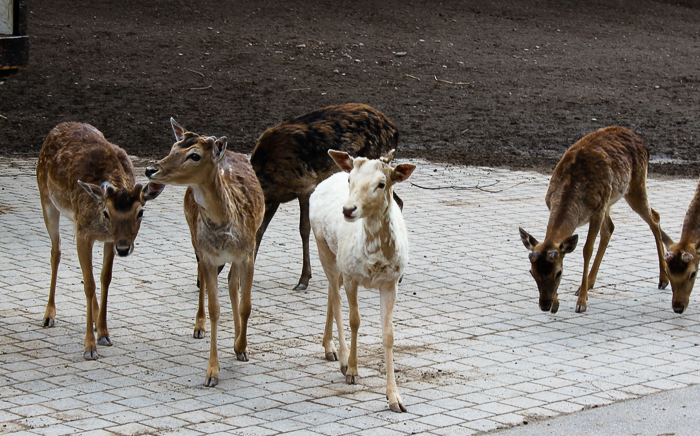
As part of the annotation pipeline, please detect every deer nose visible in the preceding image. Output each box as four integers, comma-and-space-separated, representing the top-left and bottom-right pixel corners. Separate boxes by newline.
145, 167, 158, 178
115, 243, 132, 257
343, 206, 357, 218
673, 302, 686, 314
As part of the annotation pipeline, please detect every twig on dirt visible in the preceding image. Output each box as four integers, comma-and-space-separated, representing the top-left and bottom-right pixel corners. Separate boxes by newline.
0, 114, 7, 120
406, 74, 421, 81
187, 69, 205, 77
460, 128, 470, 134
434, 75, 470, 85
189, 84, 212, 90
410, 180, 526, 193
288, 88, 311, 92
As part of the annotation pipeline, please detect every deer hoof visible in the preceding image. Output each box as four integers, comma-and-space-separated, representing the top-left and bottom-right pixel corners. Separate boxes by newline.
83, 350, 98, 360
346, 374, 358, 384
193, 330, 205, 339
42, 318, 55, 328
389, 402, 407, 413
659, 280, 669, 290
340, 364, 348, 375
97, 336, 112, 346
293, 283, 307, 291
575, 304, 587, 313
326, 352, 338, 362
236, 351, 249, 362
204, 376, 218, 387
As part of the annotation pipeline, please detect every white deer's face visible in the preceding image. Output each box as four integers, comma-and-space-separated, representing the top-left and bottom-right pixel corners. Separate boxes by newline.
344, 159, 391, 222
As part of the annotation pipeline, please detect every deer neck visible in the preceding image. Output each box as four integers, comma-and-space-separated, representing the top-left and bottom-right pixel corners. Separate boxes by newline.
681, 188, 700, 246
189, 169, 232, 226
362, 192, 397, 259
543, 201, 580, 249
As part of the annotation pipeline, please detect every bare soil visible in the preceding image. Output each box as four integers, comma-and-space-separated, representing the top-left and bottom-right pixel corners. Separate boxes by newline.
1, 0, 700, 176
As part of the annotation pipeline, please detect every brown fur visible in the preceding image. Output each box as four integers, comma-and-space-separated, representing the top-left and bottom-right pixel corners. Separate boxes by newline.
36, 122, 164, 360
250, 103, 401, 290
663, 177, 700, 313
520, 126, 670, 313
146, 119, 264, 387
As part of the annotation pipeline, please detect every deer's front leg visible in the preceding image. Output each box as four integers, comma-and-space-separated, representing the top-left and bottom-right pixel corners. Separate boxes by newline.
202, 260, 221, 387
97, 243, 114, 347
344, 279, 360, 384
577, 217, 603, 313
77, 238, 98, 360
380, 283, 405, 412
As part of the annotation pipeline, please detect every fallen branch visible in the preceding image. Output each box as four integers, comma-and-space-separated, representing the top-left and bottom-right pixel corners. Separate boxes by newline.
288, 88, 311, 92
189, 84, 212, 90
410, 180, 526, 193
0, 114, 7, 120
187, 69, 205, 77
434, 75, 470, 85
405, 74, 421, 81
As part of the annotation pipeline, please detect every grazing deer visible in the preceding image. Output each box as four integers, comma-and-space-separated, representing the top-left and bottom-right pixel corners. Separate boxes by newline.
36, 122, 164, 360
519, 126, 670, 313
251, 103, 402, 291
145, 119, 264, 387
310, 150, 415, 413
662, 177, 700, 314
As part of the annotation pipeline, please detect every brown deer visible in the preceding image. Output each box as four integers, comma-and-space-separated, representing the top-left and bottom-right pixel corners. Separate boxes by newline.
519, 126, 670, 313
145, 119, 264, 387
251, 103, 402, 291
662, 177, 700, 314
36, 122, 164, 360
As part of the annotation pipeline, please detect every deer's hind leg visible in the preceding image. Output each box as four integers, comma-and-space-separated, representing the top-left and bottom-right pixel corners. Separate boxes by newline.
230, 256, 254, 362
296, 194, 313, 291
577, 213, 605, 313
40, 199, 61, 328
625, 174, 670, 289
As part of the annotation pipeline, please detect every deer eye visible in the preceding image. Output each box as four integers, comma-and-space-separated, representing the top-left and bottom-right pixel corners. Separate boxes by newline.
103, 210, 110, 220
348, 176, 351, 184
556, 271, 562, 279
691, 271, 697, 280
378, 181, 386, 189
137, 210, 144, 219
189, 153, 201, 162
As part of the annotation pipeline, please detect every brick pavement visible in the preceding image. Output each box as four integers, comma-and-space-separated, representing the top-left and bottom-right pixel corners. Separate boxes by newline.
1, 156, 699, 436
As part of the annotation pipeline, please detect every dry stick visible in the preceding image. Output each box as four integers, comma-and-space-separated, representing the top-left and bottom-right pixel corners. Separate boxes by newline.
434, 75, 470, 85
189, 84, 212, 90
0, 115, 7, 120
288, 88, 311, 92
406, 74, 421, 81
187, 69, 205, 77
410, 180, 526, 193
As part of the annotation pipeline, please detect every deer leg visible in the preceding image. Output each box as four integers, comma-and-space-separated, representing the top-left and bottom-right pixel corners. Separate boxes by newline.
586, 211, 615, 292
76, 238, 99, 360
316, 237, 347, 367
202, 260, 220, 387
41, 201, 61, 328
194, 257, 206, 339
295, 195, 312, 291
232, 259, 253, 362
344, 278, 361, 384
577, 216, 604, 313
380, 282, 406, 413
254, 201, 280, 259
96, 243, 114, 346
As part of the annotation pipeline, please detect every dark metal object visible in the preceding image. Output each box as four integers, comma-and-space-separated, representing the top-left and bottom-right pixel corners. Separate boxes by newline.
0, 0, 29, 77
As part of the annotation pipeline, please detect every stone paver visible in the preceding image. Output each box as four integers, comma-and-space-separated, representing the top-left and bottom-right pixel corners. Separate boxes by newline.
1, 157, 699, 435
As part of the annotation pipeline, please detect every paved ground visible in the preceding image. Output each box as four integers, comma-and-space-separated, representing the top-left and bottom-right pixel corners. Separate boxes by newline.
1, 157, 700, 436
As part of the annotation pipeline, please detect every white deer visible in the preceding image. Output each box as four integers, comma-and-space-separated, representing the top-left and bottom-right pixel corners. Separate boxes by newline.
310, 150, 415, 413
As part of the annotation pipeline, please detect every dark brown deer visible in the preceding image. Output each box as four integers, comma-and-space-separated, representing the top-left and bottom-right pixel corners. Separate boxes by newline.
251, 103, 402, 291
519, 126, 670, 313
662, 177, 700, 314
145, 119, 264, 387
36, 122, 164, 360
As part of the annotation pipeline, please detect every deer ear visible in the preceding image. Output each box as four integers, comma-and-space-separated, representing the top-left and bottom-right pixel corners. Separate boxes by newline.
212, 136, 228, 163
560, 235, 578, 254
78, 180, 106, 203
519, 227, 538, 251
329, 150, 354, 172
171, 118, 185, 142
141, 182, 165, 202
392, 164, 416, 183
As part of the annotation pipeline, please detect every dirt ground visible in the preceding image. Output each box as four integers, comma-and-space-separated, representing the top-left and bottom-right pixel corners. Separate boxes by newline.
1, 0, 699, 176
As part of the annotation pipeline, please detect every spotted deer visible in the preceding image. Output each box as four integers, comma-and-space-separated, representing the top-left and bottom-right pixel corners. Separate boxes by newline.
145, 119, 264, 387
519, 126, 670, 313
36, 122, 165, 360
251, 103, 402, 291
662, 177, 700, 314
310, 150, 415, 412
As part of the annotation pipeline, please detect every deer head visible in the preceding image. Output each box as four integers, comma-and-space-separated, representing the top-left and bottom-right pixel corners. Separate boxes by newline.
519, 227, 578, 314
78, 180, 164, 256
664, 243, 700, 314
329, 150, 414, 222
145, 118, 228, 186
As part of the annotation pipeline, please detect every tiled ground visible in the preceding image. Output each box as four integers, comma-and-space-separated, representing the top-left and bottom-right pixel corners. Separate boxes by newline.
1, 156, 700, 436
